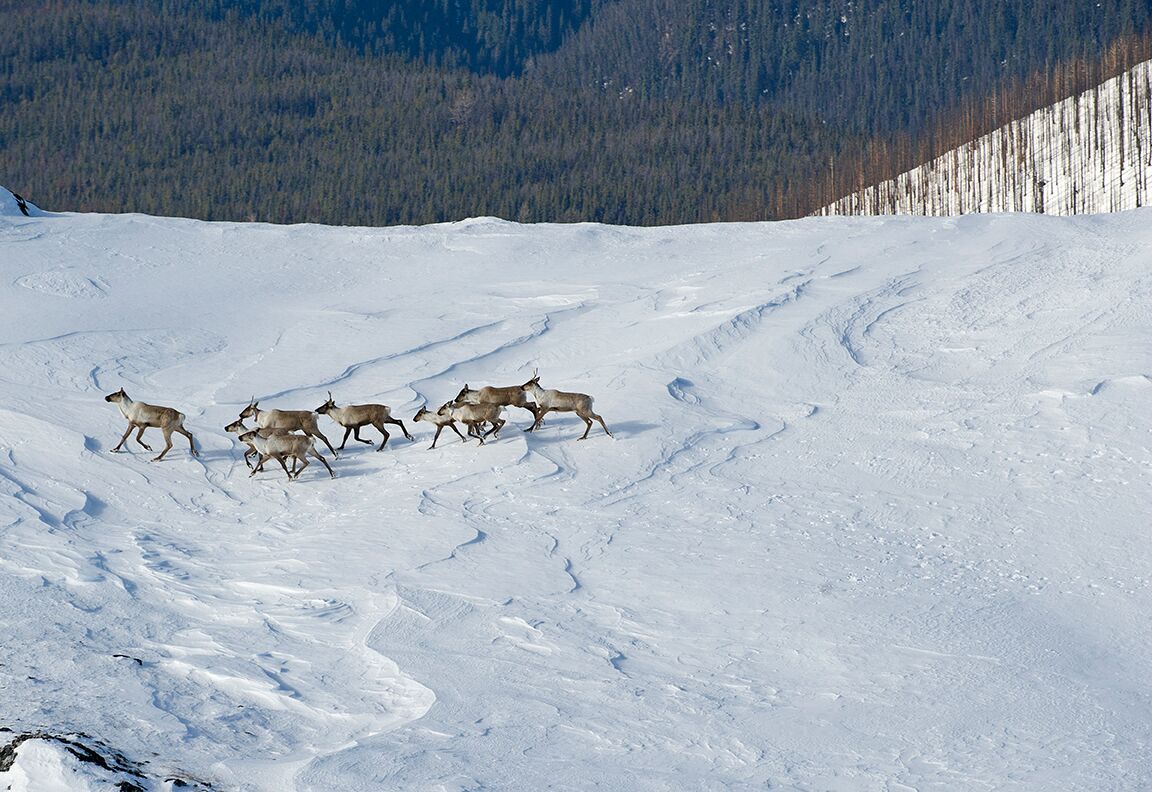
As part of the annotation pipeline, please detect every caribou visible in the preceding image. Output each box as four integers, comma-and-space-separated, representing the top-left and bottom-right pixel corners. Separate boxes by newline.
239, 429, 335, 481
452, 381, 539, 426
224, 418, 294, 471
520, 371, 612, 440
437, 402, 505, 445
104, 388, 198, 461
239, 398, 339, 457
315, 392, 412, 451
413, 404, 470, 449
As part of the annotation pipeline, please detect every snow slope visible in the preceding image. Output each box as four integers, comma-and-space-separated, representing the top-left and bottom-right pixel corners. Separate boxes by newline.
821, 59, 1152, 216
1, 189, 1151, 790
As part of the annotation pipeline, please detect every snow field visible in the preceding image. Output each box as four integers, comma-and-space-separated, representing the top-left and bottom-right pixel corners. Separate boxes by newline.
1, 196, 1151, 790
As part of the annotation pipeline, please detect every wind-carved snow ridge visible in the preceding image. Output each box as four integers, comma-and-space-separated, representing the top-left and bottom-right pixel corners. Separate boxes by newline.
653, 277, 810, 371
0, 329, 228, 393
2, 199, 1152, 790
821, 58, 1152, 215
819, 268, 926, 369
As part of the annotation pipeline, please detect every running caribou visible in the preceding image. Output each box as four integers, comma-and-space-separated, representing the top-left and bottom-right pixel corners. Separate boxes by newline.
413, 404, 469, 449
104, 388, 198, 461
520, 371, 612, 440
438, 401, 506, 444
239, 398, 339, 458
452, 381, 539, 425
315, 392, 412, 451
238, 429, 335, 481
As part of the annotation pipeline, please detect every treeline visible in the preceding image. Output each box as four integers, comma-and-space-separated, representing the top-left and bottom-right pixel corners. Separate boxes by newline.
2, 0, 1150, 225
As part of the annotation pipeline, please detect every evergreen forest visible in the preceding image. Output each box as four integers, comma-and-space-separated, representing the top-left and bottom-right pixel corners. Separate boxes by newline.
3, 0, 1151, 225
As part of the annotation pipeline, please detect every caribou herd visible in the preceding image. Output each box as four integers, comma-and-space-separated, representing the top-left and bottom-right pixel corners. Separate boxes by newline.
103, 372, 613, 480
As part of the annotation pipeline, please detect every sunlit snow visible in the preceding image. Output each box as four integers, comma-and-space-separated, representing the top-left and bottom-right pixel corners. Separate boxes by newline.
2, 188, 1150, 790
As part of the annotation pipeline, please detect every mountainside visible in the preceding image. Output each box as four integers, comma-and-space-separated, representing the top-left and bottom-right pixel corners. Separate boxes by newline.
2, 189, 1151, 789
821, 58, 1152, 215
174, 0, 604, 77
3, 1, 1151, 224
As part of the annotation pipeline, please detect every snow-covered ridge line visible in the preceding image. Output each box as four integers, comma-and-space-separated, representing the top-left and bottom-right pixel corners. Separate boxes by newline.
820, 58, 1152, 216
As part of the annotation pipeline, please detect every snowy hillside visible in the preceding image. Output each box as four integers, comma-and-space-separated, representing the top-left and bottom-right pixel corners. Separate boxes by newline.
1, 187, 1151, 790
821, 59, 1152, 216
